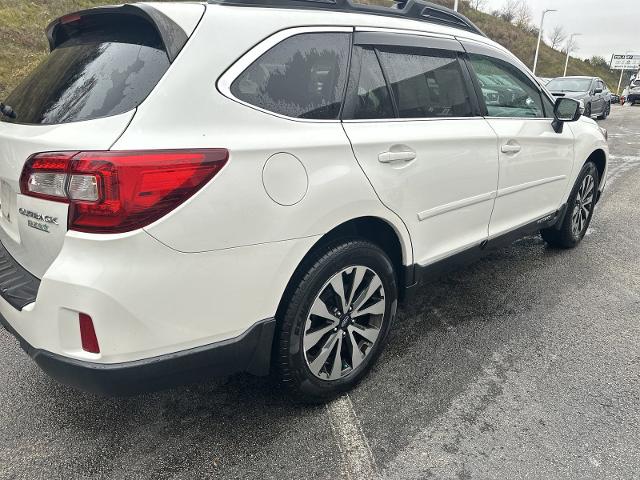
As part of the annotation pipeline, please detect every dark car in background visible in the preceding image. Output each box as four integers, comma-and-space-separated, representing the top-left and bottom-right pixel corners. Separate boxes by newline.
547, 76, 611, 119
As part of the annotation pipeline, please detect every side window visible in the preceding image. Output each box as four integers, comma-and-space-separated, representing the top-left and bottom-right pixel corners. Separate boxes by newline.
376, 47, 473, 118
469, 54, 544, 118
349, 47, 395, 120
542, 92, 555, 119
230, 33, 350, 120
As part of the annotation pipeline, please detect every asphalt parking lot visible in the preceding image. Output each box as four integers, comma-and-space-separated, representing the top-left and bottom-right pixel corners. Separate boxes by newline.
1, 105, 639, 480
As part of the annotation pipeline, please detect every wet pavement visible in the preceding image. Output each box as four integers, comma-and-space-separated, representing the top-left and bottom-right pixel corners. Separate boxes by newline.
1, 105, 639, 480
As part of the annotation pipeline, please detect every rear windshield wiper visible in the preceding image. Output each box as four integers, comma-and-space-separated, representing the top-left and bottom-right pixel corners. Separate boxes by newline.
0, 103, 17, 119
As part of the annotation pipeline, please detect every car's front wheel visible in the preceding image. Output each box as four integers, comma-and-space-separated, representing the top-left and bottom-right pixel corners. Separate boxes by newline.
541, 161, 599, 248
597, 102, 610, 120
275, 239, 397, 402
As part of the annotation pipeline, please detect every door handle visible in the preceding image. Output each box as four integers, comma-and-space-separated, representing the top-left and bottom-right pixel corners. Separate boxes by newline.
378, 150, 417, 163
501, 144, 521, 154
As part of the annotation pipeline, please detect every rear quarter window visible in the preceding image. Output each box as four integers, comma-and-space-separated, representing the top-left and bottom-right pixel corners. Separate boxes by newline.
1, 15, 170, 125
230, 33, 351, 120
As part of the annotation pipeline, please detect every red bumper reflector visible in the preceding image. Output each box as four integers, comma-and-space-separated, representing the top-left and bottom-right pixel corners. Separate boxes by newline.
79, 313, 100, 354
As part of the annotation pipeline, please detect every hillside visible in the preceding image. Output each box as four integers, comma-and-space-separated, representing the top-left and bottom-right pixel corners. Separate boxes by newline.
0, 0, 622, 100
448, 2, 620, 87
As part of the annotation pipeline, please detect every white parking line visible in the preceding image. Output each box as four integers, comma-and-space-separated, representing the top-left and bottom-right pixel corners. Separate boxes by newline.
326, 394, 378, 480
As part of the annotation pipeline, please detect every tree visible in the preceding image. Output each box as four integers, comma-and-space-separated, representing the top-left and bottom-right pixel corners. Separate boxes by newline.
549, 25, 566, 50
468, 0, 486, 10
499, 0, 518, 23
513, 0, 532, 29
589, 56, 610, 70
498, 0, 531, 28
563, 36, 579, 55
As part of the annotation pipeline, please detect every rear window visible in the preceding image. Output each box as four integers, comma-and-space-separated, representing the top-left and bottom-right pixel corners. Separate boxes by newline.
1, 16, 170, 125
230, 33, 351, 120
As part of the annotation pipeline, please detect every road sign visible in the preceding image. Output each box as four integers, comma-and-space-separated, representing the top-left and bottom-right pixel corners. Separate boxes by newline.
610, 54, 640, 70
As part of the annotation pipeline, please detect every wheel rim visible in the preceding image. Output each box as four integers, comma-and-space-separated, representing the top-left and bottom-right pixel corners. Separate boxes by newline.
571, 174, 595, 238
303, 266, 386, 381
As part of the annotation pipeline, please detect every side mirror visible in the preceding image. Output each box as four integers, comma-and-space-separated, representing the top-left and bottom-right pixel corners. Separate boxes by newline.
594, 87, 603, 94
552, 97, 581, 133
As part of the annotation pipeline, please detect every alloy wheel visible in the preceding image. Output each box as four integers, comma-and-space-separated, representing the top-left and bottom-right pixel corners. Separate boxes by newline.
571, 174, 595, 238
303, 266, 386, 381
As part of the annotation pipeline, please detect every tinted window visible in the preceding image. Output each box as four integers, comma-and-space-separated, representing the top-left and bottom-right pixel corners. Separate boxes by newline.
469, 54, 544, 118
2, 17, 170, 125
231, 33, 350, 120
350, 47, 395, 120
377, 48, 472, 118
542, 92, 555, 119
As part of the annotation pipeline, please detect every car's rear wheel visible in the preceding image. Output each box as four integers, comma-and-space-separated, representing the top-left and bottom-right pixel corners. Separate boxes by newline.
275, 239, 397, 402
541, 162, 599, 248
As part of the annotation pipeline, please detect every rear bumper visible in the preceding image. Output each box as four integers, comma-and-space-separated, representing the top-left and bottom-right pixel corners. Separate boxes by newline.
1, 313, 275, 395
0, 229, 318, 394
627, 94, 640, 103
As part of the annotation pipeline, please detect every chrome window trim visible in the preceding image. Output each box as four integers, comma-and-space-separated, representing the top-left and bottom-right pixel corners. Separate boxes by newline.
354, 26, 455, 41
342, 116, 483, 124
483, 117, 556, 121
217, 26, 354, 124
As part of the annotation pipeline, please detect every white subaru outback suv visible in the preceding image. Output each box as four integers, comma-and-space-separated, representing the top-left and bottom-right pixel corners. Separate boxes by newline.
0, 0, 608, 401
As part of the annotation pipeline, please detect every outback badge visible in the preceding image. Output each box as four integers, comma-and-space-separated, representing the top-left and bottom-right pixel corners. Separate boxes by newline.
18, 207, 58, 233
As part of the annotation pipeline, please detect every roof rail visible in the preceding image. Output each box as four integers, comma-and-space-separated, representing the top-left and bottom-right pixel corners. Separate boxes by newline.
207, 0, 486, 37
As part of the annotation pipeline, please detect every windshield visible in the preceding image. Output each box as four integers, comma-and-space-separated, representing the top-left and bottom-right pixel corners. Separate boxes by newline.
1, 16, 169, 125
546, 78, 592, 92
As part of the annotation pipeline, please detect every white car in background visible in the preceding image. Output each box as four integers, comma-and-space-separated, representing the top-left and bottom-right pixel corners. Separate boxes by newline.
0, 0, 608, 401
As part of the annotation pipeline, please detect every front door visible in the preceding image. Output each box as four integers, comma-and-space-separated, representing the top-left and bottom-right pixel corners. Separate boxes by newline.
463, 43, 575, 238
341, 33, 499, 267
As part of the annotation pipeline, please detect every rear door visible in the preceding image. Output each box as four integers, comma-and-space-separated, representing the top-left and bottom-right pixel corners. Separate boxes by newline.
341, 31, 499, 267
0, 5, 202, 278
461, 40, 574, 238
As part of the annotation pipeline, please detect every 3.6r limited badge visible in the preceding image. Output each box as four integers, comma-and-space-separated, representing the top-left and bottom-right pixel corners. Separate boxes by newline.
18, 208, 58, 233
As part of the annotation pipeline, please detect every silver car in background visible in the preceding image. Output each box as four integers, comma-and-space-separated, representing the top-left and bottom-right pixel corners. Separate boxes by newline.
547, 76, 611, 119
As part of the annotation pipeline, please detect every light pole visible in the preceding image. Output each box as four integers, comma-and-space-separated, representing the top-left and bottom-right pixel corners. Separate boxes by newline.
563, 33, 582, 77
533, 9, 557, 75
454, 0, 459, 11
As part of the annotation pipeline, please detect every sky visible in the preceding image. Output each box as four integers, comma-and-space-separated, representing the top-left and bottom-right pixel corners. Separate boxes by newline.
479, 0, 638, 61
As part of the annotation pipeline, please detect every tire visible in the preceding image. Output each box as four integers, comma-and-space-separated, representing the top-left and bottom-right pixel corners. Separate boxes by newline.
541, 162, 599, 249
597, 102, 610, 120
275, 239, 398, 402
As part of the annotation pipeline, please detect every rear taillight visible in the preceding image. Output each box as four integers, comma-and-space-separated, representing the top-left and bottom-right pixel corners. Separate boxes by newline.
20, 149, 229, 233
79, 313, 100, 354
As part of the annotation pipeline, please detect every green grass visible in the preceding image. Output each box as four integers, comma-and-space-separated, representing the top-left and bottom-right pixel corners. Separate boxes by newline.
0, 0, 621, 100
